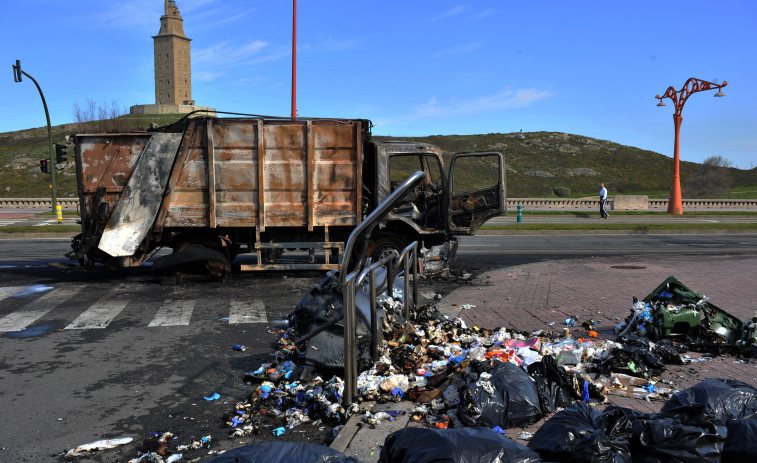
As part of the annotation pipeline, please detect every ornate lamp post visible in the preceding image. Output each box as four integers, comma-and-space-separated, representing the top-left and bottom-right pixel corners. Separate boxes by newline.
655, 78, 727, 214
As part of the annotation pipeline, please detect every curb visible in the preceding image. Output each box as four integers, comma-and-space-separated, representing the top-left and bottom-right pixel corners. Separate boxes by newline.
330, 401, 417, 462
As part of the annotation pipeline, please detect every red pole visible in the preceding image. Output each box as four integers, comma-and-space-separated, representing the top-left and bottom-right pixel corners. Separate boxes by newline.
667, 114, 683, 214
291, 0, 297, 119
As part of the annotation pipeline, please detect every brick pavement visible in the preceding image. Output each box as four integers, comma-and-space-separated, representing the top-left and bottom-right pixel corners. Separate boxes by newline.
436, 254, 757, 443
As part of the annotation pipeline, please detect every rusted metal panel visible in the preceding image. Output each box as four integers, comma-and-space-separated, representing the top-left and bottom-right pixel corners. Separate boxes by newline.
307, 121, 315, 231
206, 119, 217, 228
157, 118, 361, 232
97, 133, 182, 256
76, 134, 151, 194
256, 119, 266, 232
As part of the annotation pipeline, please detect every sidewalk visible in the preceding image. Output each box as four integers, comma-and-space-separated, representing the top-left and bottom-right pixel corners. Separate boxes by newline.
335, 253, 757, 462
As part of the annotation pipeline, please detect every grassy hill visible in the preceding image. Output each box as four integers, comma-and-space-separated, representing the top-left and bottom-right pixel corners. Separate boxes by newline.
374, 132, 757, 198
2, 117, 755, 199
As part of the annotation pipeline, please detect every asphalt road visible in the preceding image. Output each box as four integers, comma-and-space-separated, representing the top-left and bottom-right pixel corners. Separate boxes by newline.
1, 233, 756, 462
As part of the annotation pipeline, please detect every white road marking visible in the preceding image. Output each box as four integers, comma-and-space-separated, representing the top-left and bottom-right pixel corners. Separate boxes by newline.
65, 291, 128, 329
0, 286, 26, 303
148, 299, 195, 327
0, 286, 83, 332
229, 299, 267, 324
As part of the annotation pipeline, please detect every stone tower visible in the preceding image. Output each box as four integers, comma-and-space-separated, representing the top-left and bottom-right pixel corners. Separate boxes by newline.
153, 0, 193, 105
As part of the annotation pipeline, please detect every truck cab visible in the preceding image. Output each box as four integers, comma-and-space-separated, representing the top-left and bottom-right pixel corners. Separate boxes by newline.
366, 141, 506, 268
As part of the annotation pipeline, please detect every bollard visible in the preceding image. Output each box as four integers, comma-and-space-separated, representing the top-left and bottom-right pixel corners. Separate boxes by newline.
56, 204, 62, 223
517, 204, 522, 223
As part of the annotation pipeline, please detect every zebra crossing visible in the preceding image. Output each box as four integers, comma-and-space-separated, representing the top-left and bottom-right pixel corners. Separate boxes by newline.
0, 284, 272, 333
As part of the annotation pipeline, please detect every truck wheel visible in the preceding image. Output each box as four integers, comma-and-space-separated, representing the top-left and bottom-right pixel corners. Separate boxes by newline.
368, 233, 409, 264
174, 236, 232, 262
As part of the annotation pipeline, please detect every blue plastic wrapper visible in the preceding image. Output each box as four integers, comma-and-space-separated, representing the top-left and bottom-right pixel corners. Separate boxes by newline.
272, 427, 286, 437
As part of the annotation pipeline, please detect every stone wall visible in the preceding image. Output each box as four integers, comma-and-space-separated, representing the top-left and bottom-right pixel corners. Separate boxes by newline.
129, 104, 215, 115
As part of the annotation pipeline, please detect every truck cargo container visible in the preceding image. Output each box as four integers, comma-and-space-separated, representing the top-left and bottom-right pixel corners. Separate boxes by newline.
66, 114, 505, 275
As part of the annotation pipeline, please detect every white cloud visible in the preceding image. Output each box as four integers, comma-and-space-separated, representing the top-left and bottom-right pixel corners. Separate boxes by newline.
84, 0, 160, 30
377, 88, 552, 127
413, 88, 552, 117
428, 6, 468, 23
192, 40, 290, 79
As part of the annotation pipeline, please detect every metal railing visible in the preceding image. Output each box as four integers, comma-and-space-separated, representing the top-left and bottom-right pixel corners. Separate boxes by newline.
338, 170, 426, 405
342, 241, 418, 406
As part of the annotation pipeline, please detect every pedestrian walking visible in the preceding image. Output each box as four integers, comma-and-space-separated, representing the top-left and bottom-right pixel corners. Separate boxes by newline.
599, 183, 609, 219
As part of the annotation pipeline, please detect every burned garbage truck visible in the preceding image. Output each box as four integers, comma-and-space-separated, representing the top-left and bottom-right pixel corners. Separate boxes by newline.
67, 114, 505, 275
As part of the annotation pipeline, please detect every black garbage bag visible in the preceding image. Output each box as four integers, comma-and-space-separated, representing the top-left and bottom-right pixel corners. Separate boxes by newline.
528, 402, 633, 463
527, 354, 580, 413
617, 334, 685, 366
291, 274, 373, 372
204, 442, 362, 463
723, 419, 757, 461
651, 339, 685, 365
631, 418, 725, 463
659, 378, 757, 426
616, 334, 651, 350
460, 361, 542, 428
595, 346, 665, 379
379, 427, 542, 463
605, 380, 757, 463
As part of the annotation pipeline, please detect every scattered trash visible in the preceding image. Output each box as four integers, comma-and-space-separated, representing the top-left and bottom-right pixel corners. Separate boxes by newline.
65, 437, 134, 457
233, 344, 247, 351
516, 431, 533, 441
204, 393, 221, 401
210, 272, 757, 461
619, 276, 757, 348
128, 452, 166, 463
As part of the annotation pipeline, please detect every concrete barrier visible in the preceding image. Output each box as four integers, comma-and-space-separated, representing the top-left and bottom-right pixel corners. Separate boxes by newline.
506, 198, 757, 211
613, 195, 649, 211
0, 198, 80, 209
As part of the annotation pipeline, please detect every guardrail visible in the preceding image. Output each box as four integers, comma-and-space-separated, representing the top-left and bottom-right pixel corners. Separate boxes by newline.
3, 197, 756, 212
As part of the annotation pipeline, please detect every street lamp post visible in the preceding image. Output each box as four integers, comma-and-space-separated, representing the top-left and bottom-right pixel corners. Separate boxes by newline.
12, 60, 61, 222
655, 78, 727, 215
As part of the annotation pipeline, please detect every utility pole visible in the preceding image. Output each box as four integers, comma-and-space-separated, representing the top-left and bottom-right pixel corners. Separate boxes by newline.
291, 0, 297, 119
12, 59, 61, 223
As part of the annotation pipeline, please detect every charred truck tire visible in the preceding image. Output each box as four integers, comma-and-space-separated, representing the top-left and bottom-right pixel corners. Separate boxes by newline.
152, 236, 232, 281
367, 232, 410, 264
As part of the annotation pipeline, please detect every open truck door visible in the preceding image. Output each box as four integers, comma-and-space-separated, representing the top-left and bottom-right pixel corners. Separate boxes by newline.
447, 151, 506, 234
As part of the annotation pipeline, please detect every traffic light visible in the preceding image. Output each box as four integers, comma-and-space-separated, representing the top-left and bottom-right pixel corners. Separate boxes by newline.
55, 143, 67, 163
39, 159, 49, 173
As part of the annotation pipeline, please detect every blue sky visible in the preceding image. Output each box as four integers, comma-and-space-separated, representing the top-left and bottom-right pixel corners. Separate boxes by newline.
2, 0, 756, 169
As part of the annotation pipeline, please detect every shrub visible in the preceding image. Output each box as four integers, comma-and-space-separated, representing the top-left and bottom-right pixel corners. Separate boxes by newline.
553, 186, 571, 197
